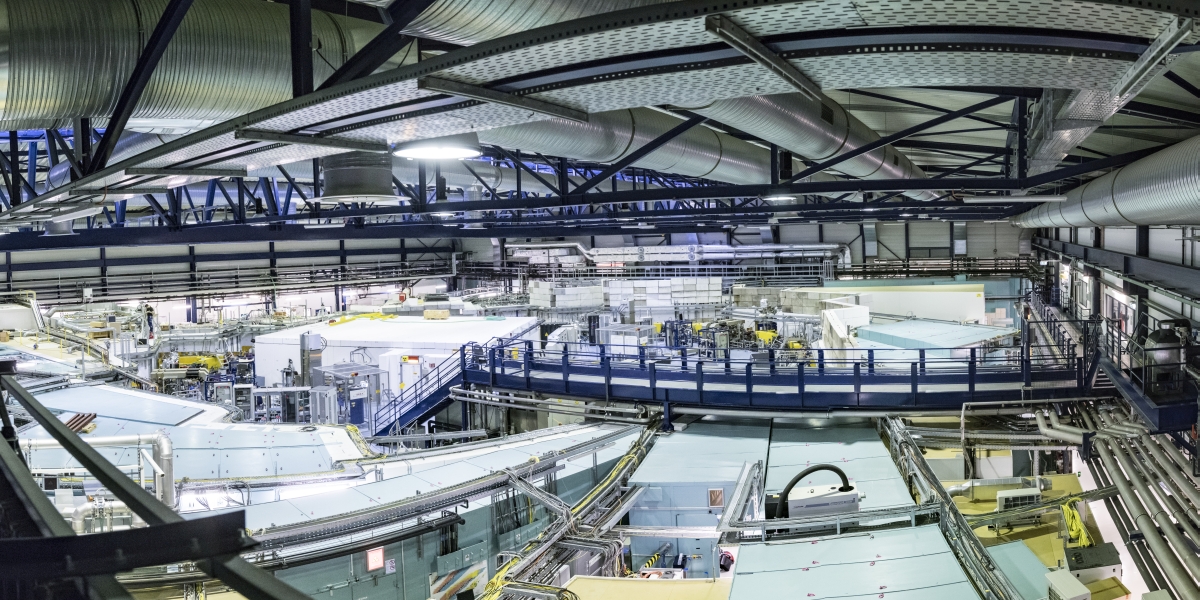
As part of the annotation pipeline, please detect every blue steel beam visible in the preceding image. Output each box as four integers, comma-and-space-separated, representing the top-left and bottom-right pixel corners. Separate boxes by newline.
88, 0, 195, 174
47, 129, 82, 179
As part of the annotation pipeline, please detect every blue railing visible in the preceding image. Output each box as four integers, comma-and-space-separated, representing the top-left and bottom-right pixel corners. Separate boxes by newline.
372, 351, 463, 435
372, 320, 543, 435
463, 337, 1084, 413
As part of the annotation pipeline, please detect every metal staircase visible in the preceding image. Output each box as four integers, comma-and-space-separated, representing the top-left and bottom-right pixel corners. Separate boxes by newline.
372, 320, 542, 436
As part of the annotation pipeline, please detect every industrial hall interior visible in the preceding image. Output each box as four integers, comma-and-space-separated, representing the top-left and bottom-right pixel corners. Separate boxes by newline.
6, 1, 1200, 600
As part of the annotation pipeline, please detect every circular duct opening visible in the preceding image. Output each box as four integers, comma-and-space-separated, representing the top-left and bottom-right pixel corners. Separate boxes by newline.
320, 151, 399, 203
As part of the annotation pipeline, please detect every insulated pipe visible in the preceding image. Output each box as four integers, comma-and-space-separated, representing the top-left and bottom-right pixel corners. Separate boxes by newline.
1047, 410, 1089, 436
22, 433, 174, 507
70, 499, 146, 534
1128, 438, 1200, 534
1082, 409, 1200, 599
1014, 134, 1200, 227
1034, 411, 1084, 444
1137, 436, 1200, 511
680, 93, 939, 201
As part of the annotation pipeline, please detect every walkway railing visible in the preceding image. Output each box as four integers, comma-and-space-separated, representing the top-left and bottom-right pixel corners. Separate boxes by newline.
463, 337, 1083, 418
372, 320, 543, 435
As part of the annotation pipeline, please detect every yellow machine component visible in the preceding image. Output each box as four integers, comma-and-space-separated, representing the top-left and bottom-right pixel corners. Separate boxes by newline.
787, 340, 803, 349
692, 322, 704, 333
178, 355, 223, 371
328, 312, 395, 326
653, 323, 663, 334
755, 330, 778, 345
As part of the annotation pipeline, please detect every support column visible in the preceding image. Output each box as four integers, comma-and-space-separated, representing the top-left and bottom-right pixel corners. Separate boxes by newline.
7, 132, 18, 205
289, 0, 313, 98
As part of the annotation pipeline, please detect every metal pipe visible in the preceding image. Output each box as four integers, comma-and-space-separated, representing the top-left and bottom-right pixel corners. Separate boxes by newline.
22, 433, 174, 507
70, 499, 146, 533
1083, 409, 1200, 599
1127, 439, 1200, 537
1034, 411, 1084, 444
448, 388, 650, 424
670, 405, 1037, 419
1047, 410, 1089, 435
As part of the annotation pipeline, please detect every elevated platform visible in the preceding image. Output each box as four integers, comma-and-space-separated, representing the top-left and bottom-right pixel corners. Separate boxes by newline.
462, 340, 1084, 414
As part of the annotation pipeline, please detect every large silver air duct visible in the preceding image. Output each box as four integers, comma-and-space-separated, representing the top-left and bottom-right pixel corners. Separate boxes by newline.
1014, 135, 1200, 227
398, 0, 670, 45
0, 0, 386, 132
477, 108, 836, 187
680, 93, 937, 201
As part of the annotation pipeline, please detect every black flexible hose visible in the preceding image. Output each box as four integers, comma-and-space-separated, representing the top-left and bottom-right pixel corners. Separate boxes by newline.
773, 464, 854, 519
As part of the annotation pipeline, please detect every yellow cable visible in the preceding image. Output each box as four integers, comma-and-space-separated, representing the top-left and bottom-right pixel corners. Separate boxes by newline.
1062, 500, 1093, 547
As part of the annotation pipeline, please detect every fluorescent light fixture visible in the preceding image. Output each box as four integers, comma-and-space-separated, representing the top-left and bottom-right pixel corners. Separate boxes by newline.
899, 213, 914, 217
393, 132, 482, 160
962, 195, 1068, 204
48, 206, 103, 223
303, 223, 346, 229
862, 208, 877, 212
762, 195, 796, 202
430, 212, 455, 217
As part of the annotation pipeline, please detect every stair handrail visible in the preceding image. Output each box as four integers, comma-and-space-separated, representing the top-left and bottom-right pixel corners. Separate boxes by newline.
373, 319, 542, 433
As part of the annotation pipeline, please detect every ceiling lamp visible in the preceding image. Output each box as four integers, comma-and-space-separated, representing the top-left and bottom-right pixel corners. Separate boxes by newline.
393, 132, 482, 160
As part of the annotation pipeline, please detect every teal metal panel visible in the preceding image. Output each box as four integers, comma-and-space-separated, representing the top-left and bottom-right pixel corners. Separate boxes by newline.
730, 525, 981, 600
987, 541, 1049, 600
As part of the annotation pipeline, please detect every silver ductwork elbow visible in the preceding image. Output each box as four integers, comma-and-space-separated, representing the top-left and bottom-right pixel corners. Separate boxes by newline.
1014, 134, 1200, 227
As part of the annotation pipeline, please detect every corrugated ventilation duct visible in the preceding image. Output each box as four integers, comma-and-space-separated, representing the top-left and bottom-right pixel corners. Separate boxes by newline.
399, 0, 671, 45
0, 0, 385, 131
477, 108, 838, 187
679, 93, 937, 201
1013, 135, 1200, 227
